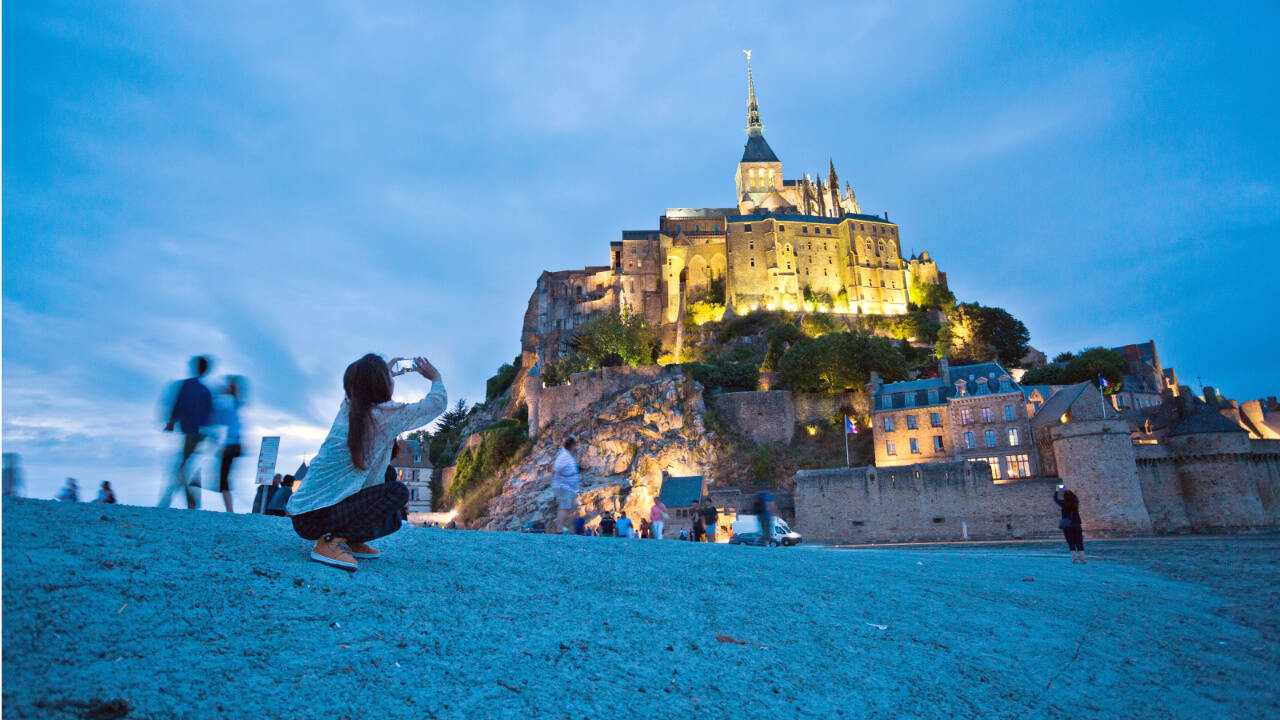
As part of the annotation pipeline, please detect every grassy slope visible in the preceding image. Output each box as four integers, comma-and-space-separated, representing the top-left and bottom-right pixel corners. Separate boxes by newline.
2, 499, 1277, 719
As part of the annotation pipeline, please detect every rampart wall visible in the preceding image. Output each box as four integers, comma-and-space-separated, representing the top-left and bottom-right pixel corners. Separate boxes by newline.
708, 391, 794, 445
1134, 436, 1280, 532
525, 365, 678, 431
794, 461, 1059, 543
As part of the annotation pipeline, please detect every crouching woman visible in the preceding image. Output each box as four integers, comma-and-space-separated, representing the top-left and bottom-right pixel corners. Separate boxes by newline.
287, 354, 446, 571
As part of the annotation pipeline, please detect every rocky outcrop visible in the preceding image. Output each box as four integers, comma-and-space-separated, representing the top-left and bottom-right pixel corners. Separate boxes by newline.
475, 373, 724, 530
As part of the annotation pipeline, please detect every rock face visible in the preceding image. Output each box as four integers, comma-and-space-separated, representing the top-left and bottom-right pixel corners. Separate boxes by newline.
476, 373, 723, 530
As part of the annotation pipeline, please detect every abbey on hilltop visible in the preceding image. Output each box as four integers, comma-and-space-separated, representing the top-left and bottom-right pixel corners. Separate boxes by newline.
523, 53, 948, 365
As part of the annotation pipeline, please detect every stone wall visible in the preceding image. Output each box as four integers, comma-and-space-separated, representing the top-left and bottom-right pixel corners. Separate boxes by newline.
1134, 435, 1280, 532
707, 391, 794, 445
525, 365, 679, 432
794, 461, 1059, 543
1049, 420, 1153, 535
792, 391, 870, 425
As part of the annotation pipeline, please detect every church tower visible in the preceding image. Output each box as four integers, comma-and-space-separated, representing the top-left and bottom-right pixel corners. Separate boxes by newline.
735, 51, 784, 212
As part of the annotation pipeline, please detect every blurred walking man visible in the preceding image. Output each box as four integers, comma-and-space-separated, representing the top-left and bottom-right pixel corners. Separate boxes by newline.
549, 436, 580, 533
160, 356, 214, 509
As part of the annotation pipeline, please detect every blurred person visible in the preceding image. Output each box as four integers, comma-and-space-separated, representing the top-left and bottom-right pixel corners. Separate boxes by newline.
211, 376, 247, 513
691, 503, 706, 542
256, 473, 283, 514
572, 509, 587, 536
616, 513, 634, 538
700, 498, 719, 543
160, 356, 214, 509
548, 436, 580, 533
266, 475, 295, 516
599, 510, 616, 537
287, 355, 446, 571
93, 481, 117, 504
1054, 488, 1086, 564
2, 453, 24, 497
754, 490, 777, 546
639, 518, 652, 539
55, 478, 79, 502
650, 498, 669, 539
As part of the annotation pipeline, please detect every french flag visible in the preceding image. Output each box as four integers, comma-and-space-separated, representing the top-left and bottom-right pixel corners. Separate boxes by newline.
1098, 375, 1110, 388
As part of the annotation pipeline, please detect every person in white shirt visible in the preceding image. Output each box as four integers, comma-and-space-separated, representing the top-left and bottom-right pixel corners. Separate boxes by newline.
287, 354, 447, 571
549, 436, 580, 533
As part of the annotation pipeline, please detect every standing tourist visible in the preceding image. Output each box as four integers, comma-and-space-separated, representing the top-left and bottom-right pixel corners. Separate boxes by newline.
1053, 487, 1086, 564
639, 518, 652, 539
266, 475, 295, 516
691, 503, 706, 542
650, 498, 669, 540
286, 355, 447, 571
55, 478, 79, 502
160, 356, 214, 510
94, 482, 117, 504
616, 513, 634, 538
549, 436, 581, 534
700, 498, 719, 543
599, 510, 616, 537
212, 376, 247, 513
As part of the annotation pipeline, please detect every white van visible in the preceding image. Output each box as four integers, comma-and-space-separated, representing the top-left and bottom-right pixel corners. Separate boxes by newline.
728, 515, 802, 546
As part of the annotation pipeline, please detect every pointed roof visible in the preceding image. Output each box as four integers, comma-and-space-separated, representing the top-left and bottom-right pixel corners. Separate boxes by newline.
740, 51, 779, 163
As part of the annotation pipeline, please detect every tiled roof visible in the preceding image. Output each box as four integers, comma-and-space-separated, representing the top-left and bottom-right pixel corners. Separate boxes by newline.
659, 475, 704, 507
1030, 382, 1090, 426
741, 134, 779, 162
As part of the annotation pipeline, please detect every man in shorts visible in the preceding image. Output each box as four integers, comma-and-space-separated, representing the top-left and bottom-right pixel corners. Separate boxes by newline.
549, 436, 580, 533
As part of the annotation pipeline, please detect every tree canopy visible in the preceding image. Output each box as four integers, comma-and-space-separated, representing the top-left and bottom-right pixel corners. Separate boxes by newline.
940, 302, 1030, 367
778, 332, 909, 393
1019, 347, 1126, 394
568, 309, 658, 368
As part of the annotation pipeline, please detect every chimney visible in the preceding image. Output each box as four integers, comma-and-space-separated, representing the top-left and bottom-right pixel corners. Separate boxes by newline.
939, 357, 950, 385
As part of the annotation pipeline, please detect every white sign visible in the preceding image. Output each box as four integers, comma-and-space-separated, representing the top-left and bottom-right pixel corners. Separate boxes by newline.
254, 437, 281, 485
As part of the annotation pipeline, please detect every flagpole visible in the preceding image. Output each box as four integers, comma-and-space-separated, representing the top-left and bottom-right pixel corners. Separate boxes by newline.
844, 416, 852, 467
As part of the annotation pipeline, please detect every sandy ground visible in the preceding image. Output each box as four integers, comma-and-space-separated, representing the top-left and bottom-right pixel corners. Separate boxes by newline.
3, 498, 1278, 719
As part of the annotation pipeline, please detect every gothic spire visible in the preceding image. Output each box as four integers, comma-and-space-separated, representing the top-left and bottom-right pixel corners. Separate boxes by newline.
828, 159, 838, 188
745, 50, 762, 136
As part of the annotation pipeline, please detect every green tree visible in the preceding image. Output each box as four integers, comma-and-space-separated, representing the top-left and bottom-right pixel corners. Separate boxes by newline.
428, 398, 472, 467
1062, 347, 1126, 394
484, 356, 520, 402
943, 303, 1030, 366
1019, 364, 1065, 386
568, 309, 658, 368
908, 273, 957, 312
778, 332, 908, 393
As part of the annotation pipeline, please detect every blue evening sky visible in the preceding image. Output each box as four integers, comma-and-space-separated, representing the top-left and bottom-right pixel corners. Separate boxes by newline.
5, 1, 1278, 504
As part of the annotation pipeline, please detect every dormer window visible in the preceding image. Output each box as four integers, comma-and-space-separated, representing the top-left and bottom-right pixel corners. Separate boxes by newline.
956, 380, 967, 397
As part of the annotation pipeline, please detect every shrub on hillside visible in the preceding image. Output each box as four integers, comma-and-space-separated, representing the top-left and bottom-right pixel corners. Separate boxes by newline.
449, 421, 529, 501
485, 356, 521, 401
567, 310, 658, 369
685, 361, 759, 393
939, 302, 1029, 367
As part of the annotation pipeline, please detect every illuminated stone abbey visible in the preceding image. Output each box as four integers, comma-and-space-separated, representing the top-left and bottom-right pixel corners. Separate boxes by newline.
525, 53, 946, 364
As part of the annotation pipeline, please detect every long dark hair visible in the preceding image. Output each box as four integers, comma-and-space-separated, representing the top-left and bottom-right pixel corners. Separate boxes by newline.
1062, 490, 1079, 514
344, 354, 392, 471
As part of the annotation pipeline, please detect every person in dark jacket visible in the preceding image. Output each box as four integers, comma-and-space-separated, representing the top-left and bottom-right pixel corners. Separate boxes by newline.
1053, 488, 1085, 564
160, 356, 214, 509
266, 475, 295, 516
599, 511, 616, 537
699, 498, 719, 542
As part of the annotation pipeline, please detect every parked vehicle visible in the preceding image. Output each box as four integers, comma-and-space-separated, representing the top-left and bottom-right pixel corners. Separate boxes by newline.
520, 520, 546, 533
729, 515, 802, 546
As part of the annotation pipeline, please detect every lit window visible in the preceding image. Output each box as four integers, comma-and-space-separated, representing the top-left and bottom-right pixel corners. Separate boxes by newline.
906, 415, 918, 430
930, 412, 942, 427
986, 457, 1002, 479
1008, 454, 1030, 477
886, 440, 897, 456
984, 429, 997, 447
960, 408, 972, 425
1004, 405, 1015, 421
883, 417, 895, 432
963, 431, 975, 449
909, 438, 920, 454
1008, 428, 1020, 446
933, 436, 944, 451
981, 407, 993, 423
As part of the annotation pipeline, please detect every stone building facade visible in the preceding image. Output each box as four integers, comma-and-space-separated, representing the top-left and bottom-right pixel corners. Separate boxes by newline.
519, 55, 947, 367
870, 359, 1042, 479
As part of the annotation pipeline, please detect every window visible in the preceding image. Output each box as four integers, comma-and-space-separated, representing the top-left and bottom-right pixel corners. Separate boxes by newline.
1004, 405, 1015, 421
744, 224, 753, 232
906, 415, 918, 430
749, 240, 755, 250
675, 224, 681, 233
981, 407, 993, 423
779, 225, 786, 231
984, 457, 1002, 480
984, 429, 997, 447
824, 269, 829, 276
960, 408, 972, 425
930, 412, 943, 427
909, 438, 920, 454
1000, 378, 1012, 392
802, 227, 808, 234
826, 228, 832, 235
883, 416, 895, 432
933, 436, 944, 451
886, 440, 897, 456
786, 262, 791, 270
963, 431, 975, 449
928, 390, 938, 404
1008, 454, 1031, 478
1007, 428, 1020, 446
411, 488, 419, 501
